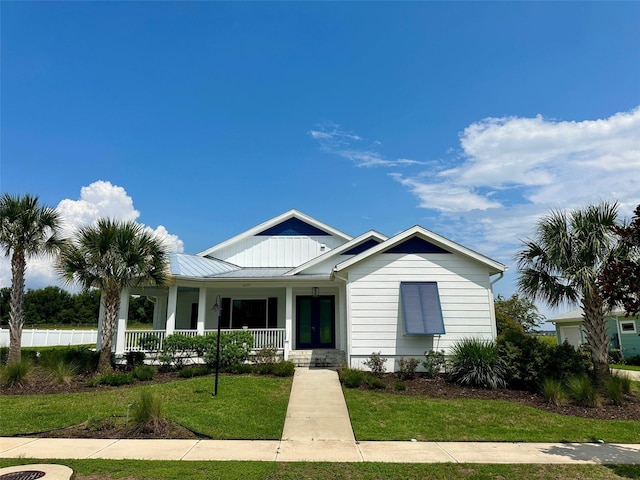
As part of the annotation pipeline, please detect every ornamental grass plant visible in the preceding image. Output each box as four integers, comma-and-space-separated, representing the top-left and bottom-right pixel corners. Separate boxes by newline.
448, 338, 507, 389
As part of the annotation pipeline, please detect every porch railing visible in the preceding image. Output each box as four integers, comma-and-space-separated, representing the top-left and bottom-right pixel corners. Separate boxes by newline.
124, 328, 286, 353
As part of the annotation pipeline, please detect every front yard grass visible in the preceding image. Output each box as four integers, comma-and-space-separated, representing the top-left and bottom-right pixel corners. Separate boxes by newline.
0, 375, 291, 439
611, 364, 640, 372
0, 459, 638, 480
343, 388, 640, 443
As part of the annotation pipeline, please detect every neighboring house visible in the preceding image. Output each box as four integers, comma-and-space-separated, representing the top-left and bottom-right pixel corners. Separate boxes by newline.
106, 210, 506, 370
551, 308, 640, 359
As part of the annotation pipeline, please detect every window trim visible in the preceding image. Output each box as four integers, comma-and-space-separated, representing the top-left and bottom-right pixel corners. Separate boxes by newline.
619, 320, 637, 334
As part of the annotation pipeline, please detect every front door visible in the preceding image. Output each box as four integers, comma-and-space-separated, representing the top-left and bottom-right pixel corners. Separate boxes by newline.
296, 296, 335, 349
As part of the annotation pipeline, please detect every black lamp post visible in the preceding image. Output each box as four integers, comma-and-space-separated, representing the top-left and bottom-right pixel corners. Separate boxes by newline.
211, 294, 222, 396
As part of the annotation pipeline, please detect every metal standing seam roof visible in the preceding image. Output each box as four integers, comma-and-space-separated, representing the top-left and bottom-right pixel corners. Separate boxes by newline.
169, 253, 241, 277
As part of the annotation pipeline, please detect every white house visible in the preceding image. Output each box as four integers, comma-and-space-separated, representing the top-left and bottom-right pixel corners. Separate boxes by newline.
107, 209, 506, 370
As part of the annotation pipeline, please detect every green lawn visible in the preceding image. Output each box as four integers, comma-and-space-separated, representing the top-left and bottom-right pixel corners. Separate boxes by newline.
343, 388, 640, 443
0, 459, 637, 480
611, 364, 640, 372
0, 375, 291, 439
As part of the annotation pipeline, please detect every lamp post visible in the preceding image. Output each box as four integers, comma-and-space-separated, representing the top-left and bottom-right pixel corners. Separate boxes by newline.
211, 295, 222, 396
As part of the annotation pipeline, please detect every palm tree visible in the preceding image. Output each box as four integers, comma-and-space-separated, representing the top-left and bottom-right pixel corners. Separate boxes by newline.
57, 219, 169, 373
0, 193, 64, 364
516, 202, 619, 385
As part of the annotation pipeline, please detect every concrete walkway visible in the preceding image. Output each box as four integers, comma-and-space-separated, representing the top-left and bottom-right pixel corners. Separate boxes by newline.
1, 368, 639, 464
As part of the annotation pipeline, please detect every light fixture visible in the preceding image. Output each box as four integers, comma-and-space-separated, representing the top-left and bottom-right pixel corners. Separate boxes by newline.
312, 287, 319, 297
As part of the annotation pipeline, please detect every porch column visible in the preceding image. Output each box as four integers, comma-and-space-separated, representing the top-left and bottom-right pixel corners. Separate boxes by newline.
154, 296, 168, 330
166, 285, 178, 335
96, 291, 106, 350
114, 288, 130, 355
197, 287, 207, 335
284, 287, 293, 360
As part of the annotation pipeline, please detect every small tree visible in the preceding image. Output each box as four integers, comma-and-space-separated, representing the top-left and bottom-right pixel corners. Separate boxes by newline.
0, 193, 64, 363
495, 293, 545, 335
57, 219, 169, 373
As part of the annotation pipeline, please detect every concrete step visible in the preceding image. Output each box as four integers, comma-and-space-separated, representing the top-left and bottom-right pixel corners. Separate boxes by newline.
288, 349, 346, 368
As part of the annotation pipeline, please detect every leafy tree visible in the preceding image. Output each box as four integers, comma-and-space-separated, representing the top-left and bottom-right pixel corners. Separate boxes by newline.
24, 286, 73, 325
57, 219, 169, 373
128, 295, 155, 324
494, 293, 545, 335
0, 193, 64, 363
516, 202, 619, 385
599, 204, 640, 316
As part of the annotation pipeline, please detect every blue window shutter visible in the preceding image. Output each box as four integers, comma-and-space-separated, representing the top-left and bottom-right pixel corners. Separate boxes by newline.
400, 282, 445, 335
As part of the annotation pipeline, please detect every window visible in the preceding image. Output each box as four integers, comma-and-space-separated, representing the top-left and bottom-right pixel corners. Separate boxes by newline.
400, 282, 445, 335
220, 297, 278, 329
620, 321, 637, 334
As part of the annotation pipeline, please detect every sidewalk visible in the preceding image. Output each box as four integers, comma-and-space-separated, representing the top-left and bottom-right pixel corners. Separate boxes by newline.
1, 368, 639, 464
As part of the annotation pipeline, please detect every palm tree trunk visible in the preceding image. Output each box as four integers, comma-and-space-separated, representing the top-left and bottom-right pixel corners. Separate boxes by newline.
8, 250, 26, 364
97, 287, 121, 373
581, 293, 610, 385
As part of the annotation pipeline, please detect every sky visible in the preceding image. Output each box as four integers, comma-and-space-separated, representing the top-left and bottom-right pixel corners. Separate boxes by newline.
1, 2, 639, 323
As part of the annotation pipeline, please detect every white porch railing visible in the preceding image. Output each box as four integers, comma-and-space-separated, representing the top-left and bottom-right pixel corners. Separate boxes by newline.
124, 328, 286, 352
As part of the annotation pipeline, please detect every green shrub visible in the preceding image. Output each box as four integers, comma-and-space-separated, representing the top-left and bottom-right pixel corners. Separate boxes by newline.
449, 338, 507, 389
1, 359, 32, 387
132, 364, 155, 381
137, 333, 161, 352
393, 381, 407, 391
541, 377, 566, 407
339, 368, 365, 388
132, 390, 166, 433
364, 374, 386, 389
625, 355, 640, 366
223, 363, 254, 375
363, 351, 387, 377
422, 349, 446, 378
125, 352, 146, 370
567, 375, 601, 407
608, 349, 623, 364
178, 365, 210, 378
162, 334, 195, 369
397, 357, 419, 380
49, 361, 78, 384
254, 362, 274, 375
272, 360, 295, 377
605, 373, 632, 406
88, 372, 134, 387
37, 346, 99, 374
254, 345, 279, 365
545, 341, 591, 380
204, 331, 254, 369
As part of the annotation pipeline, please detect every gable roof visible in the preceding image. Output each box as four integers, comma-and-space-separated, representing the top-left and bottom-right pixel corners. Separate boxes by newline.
332, 225, 506, 275
197, 209, 353, 258
170, 253, 240, 278
285, 230, 388, 276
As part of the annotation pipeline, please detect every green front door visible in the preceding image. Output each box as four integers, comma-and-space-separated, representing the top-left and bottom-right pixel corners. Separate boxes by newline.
296, 296, 335, 349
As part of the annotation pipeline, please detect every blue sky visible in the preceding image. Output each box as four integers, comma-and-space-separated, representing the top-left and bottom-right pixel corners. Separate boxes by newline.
2, 2, 639, 321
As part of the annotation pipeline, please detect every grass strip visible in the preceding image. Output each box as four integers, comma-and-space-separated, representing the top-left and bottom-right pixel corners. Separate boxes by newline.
0, 459, 637, 480
0, 375, 291, 439
343, 389, 640, 443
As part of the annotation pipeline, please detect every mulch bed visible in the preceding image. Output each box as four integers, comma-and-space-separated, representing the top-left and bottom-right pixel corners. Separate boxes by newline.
2, 369, 639, 440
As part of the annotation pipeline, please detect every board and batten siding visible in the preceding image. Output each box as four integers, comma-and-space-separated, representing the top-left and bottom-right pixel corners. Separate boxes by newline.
213, 235, 346, 268
346, 253, 497, 370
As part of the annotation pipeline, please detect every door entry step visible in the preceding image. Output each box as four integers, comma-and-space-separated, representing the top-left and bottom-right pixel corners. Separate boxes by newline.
288, 349, 347, 368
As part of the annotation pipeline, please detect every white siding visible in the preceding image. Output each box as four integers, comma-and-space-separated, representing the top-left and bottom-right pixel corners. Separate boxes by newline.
213, 235, 346, 268
346, 253, 496, 369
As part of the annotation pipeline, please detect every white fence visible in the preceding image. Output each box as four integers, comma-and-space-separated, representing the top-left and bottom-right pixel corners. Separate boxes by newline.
0, 328, 97, 348
125, 328, 286, 352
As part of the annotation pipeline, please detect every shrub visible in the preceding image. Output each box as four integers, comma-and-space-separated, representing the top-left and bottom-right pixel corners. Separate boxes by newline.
132, 364, 155, 381
363, 352, 387, 377
0, 347, 7, 366
138, 333, 161, 352
422, 350, 446, 378
125, 352, 146, 370
1, 359, 32, 387
541, 377, 566, 407
625, 355, 640, 366
88, 372, 134, 387
605, 373, 632, 406
339, 368, 365, 388
393, 381, 407, 391
223, 363, 254, 375
254, 345, 279, 365
566, 375, 601, 407
271, 360, 295, 377
86, 416, 116, 432
204, 331, 254, 369
254, 362, 274, 375
131, 390, 166, 433
364, 374, 386, 389
449, 338, 507, 389
397, 357, 419, 380
178, 365, 210, 378
38, 346, 99, 374
162, 334, 195, 369
49, 361, 78, 385
608, 349, 623, 364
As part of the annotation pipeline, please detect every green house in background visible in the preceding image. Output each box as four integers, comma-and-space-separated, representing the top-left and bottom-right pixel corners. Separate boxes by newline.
550, 308, 640, 360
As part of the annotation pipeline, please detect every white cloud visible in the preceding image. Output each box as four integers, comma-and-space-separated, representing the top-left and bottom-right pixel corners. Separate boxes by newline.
309, 124, 424, 167
0, 181, 184, 291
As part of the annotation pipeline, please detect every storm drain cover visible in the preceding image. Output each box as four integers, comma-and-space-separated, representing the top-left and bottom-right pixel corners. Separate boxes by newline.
0, 471, 46, 480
